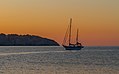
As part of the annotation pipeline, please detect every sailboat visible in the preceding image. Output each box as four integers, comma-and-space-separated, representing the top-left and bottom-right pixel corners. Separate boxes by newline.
62, 18, 84, 50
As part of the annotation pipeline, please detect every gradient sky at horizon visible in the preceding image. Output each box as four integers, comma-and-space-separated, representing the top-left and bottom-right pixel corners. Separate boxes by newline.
0, 0, 119, 46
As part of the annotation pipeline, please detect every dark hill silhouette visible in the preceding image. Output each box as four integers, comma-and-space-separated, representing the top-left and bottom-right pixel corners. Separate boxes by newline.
0, 33, 59, 46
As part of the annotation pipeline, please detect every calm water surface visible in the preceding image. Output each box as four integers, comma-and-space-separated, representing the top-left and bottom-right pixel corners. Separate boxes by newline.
0, 46, 119, 74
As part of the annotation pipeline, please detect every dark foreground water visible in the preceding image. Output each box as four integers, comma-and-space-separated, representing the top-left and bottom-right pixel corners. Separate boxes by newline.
0, 46, 119, 74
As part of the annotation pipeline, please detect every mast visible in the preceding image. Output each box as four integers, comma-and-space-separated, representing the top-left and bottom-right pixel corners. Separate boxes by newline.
69, 18, 72, 45
76, 29, 79, 45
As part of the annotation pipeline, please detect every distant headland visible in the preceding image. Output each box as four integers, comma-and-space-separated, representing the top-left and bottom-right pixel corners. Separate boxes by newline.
0, 33, 59, 46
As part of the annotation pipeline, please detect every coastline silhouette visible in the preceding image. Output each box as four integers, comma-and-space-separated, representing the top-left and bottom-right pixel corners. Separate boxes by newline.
0, 33, 59, 46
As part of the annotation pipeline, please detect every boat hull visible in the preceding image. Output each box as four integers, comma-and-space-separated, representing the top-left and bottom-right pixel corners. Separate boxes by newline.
63, 46, 84, 50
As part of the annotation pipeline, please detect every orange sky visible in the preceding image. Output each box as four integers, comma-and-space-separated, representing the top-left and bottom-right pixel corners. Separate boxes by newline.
0, 0, 119, 46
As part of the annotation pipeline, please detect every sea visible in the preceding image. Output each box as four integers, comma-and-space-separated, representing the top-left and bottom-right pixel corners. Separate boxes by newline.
0, 46, 119, 74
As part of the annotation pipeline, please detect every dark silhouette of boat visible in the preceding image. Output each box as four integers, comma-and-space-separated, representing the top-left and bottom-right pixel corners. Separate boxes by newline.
62, 18, 84, 50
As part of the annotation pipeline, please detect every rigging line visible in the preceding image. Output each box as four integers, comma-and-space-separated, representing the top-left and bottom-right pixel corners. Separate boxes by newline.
69, 18, 72, 45
62, 23, 70, 45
